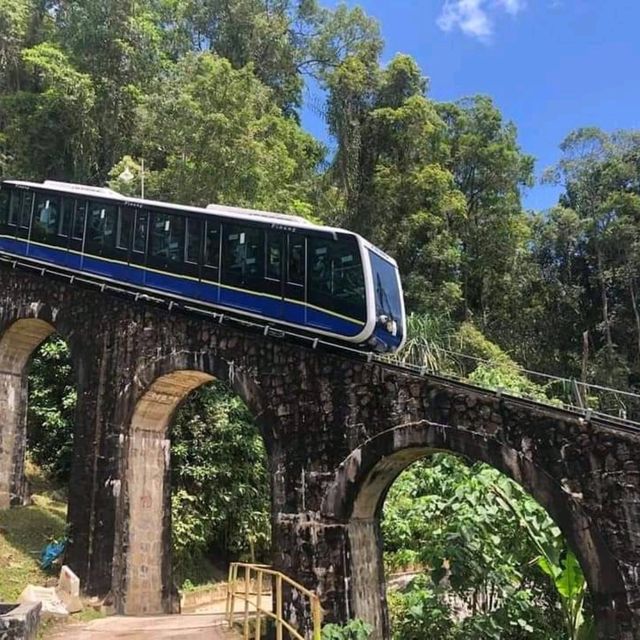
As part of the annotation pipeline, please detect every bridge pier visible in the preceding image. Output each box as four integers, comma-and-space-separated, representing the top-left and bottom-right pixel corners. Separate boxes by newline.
1, 266, 640, 639
118, 370, 214, 615
0, 370, 29, 508
0, 318, 55, 507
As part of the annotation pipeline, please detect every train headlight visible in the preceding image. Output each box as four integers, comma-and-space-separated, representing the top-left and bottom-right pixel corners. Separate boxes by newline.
385, 319, 398, 336
378, 314, 397, 336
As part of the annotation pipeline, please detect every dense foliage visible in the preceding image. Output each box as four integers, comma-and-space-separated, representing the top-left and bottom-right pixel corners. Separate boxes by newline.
7, 0, 638, 635
3, 0, 638, 399
383, 455, 592, 640
27, 336, 76, 481
170, 380, 270, 583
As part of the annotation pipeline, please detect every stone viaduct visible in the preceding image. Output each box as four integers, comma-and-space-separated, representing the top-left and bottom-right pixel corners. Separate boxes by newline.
1, 264, 640, 639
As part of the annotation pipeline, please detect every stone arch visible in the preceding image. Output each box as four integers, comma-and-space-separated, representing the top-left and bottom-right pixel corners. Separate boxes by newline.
121, 349, 269, 436
0, 317, 57, 507
321, 421, 629, 640
118, 354, 269, 615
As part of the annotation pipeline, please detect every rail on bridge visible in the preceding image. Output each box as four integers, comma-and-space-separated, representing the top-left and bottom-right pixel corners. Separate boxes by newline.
381, 343, 640, 427
225, 563, 322, 640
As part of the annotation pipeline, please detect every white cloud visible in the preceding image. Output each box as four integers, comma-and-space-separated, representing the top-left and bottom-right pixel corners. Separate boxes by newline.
498, 0, 526, 15
437, 0, 526, 42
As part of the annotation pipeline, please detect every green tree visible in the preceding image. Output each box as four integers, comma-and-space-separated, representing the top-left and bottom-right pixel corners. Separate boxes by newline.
52, 0, 165, 179
122, 52, 323, 212
437, 96, 534, 330
383, 455, 581, 639
541, 128, 640, 389
326, 54, 467, 314
171, 380, 270, 584
0, 0, 33, 92
494, 485, 595, 640
1, 42, 97, 180
27, 336, 76, 482
160, 0, 381, 114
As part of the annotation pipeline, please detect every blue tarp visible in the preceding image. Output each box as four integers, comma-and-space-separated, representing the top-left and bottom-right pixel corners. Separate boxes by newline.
40, 539, 66, 570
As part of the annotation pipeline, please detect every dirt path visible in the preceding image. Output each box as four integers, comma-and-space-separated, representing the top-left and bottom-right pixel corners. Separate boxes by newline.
47, 613, 239, 639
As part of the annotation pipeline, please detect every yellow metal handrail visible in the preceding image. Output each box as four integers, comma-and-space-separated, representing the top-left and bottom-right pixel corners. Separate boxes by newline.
225, 562, 322, 640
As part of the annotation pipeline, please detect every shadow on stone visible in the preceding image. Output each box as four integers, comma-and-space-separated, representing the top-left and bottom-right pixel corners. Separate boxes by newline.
0, 601, 41, 639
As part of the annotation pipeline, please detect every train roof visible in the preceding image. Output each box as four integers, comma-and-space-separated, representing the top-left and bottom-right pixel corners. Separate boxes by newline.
1, 178, 399, 266
2, 179, 318, 229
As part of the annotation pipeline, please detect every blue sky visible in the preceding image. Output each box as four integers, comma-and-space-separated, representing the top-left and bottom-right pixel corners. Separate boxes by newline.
301, 0, 640, 211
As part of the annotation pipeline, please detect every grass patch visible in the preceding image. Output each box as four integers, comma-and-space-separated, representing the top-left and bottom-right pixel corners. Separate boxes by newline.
175, 552, 227, 592
0, 462, 67, 602
1, 461, 105, 638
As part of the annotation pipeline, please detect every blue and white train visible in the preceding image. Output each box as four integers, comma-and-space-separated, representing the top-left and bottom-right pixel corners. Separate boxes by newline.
0, 180, 406, 352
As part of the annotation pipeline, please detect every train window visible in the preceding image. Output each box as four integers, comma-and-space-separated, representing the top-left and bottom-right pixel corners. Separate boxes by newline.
0, 189, 9, 225
150, 212, 185, 263
8, 192, 21, 226
265, 232, 282, 280
59, 198, 74, 237
133, 211, 148, 253
307, 235, 365, 320
205, 221, 220, 268
32, 194, 59, 240
87, 201, 117, 250
117, 208, 134, 250
185, 218, 201, 264
19, 192, 33, 229
370, 250, 403, 329
73, 201, 86, 240
287, 236, 304, 285
222, 224, 263, 282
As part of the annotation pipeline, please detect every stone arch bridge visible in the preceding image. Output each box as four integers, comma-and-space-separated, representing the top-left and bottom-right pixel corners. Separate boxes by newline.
0, 264, 639, 640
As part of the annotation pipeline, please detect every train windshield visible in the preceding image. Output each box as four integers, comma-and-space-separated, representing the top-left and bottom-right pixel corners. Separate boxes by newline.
368, 250, 403, 338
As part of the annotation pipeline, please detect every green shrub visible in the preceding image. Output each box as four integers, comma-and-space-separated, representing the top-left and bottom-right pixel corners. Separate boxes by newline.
321, 619, 373, 640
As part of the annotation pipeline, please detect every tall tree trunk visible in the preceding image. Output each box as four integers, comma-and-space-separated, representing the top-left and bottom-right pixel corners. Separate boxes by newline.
581, 330, 589, 383
596, 246, 613, 352
629, 278, 640, 365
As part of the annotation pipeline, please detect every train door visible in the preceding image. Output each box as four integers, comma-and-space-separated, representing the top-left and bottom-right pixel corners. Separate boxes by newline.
201, 218, 221, 302
0, 187, 9, 240
263, 230, 285, 319
28, 191, 72, 266
284, 233, 305, 325
128, 207, 149, 286
0, 186, 21, 255
69, 199, 87, 269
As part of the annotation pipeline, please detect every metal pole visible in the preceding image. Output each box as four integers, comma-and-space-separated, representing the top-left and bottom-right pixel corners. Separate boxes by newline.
276, 574, 283, 640
255, 571, 262, 640
226, 563, 235, 627
312, 596, 322, 640
243, 566, 250, 640
141, 158, 145, 199
225, 563, 232, 623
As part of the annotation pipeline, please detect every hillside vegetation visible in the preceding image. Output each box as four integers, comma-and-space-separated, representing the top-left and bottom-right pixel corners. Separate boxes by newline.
0, 462, 66, 602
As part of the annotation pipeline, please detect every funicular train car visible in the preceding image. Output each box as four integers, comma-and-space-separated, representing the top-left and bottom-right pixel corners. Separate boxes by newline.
0, 180, 406, 352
